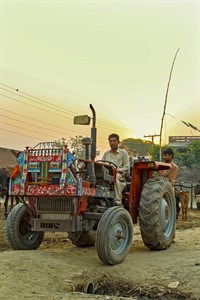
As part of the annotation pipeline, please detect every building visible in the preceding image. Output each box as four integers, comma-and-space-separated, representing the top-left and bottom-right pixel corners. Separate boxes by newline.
168, 136, 200, 152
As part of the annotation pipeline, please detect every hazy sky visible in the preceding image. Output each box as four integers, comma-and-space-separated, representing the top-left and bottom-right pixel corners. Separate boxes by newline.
0, 0, 199, 156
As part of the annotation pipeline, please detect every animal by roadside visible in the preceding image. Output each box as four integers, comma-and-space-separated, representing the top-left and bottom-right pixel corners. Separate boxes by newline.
0, 167, 20, 218
179, 191, 189, 221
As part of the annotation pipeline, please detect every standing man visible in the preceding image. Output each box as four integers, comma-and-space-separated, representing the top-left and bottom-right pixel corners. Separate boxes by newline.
102, 133, 130, 206
161, 148, 179, 219
159, 148, 179, 241
159, 148, 179, 188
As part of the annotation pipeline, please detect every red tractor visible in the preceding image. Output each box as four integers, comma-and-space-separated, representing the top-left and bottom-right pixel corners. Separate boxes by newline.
6, 105, 176, 265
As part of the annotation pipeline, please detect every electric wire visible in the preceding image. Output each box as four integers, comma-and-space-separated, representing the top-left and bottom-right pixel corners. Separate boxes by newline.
166, 112, 200, 132
0, 93, 72, 120
1, 128, 44, 142
1, 92, 133, 135
0, 82, 134, 133
1, 87, 75, 117
0, 129, 108, 147
0, 108, 108, 141
0, 113, 68, 135
0, 126, 108, 149
0, 111, 109, 148
2, 83, 198, 151
0, 108, 86, 135
1, 121, 60, 139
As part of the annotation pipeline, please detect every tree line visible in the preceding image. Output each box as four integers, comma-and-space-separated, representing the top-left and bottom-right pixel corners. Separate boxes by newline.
54, 136, 200, 170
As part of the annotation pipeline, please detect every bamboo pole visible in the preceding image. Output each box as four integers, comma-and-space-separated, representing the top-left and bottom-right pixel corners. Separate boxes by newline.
159, 48, 180, 160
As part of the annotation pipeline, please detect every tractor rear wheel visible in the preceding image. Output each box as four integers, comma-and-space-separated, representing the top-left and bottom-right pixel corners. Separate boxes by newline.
6, 203, 44, 250
139, 176, 176, 250
96, 206, 133, 265
68, 231, 95, 247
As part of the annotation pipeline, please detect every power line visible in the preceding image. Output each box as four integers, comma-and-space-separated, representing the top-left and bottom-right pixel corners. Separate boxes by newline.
0, 127, 108, 148
0, 108, 110, 142
1, 92, 135, 137
0, 109, 110, 147
1, 121, 112, 148
0, 82, 135, 134
0, 124, 109, 149
0, 113, 67, 135
1, 92, 133, 136
0, 83, 76, 116
0, 87, 76, 117
143, 134, 160, 145
0, 93, 73, 120
1, 121, 60, 139
0, 108, 86, 135
0, 128, 43, 142
166, 113, 200, 132
0, 82, 143, 150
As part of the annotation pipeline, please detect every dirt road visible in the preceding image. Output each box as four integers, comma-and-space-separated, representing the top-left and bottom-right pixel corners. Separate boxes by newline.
0, 206, 200, 300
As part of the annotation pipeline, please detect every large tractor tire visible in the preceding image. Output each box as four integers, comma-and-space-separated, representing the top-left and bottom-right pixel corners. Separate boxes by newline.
6, 203, 44, 250
96, 206, 133, 265
139, 176, 176, 250
68, 231, 96, 247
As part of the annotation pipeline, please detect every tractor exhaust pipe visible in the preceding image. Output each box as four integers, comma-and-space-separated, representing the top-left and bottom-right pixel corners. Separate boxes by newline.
89, 104, 96, 161
73, 104, 97, 161
82, 137, 96, 185
82, 137, 92, 160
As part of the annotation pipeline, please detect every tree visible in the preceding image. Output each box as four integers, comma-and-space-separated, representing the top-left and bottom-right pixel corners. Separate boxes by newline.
68, 135, 85, 158
187, 140, 200, 167
176, 140, 200, 169
54, 136, 100, 159
120, 138, 152, 156
173, 140, 200, 182
148, 144, 161, 161
53, 138, 67, 148
120, 138, 163, 162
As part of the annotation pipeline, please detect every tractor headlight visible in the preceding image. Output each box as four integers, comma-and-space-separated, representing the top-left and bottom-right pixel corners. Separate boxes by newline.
77, 160, 85, 171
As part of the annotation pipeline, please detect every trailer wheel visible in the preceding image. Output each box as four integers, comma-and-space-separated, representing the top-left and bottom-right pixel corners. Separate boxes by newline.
68, 231, 95, 247
139, 176, 176, 250
96, 207, 133, 265
6, 203, 44, 250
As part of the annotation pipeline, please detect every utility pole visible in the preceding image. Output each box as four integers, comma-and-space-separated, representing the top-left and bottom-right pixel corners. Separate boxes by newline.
159, 47, 180, 160
144, 134, 160, 146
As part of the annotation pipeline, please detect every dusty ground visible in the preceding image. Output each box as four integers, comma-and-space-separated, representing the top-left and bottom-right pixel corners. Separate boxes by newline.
0, 203, 200, 300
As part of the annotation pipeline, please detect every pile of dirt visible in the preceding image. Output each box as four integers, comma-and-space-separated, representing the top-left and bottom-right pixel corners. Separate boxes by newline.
73, 273, 190, 299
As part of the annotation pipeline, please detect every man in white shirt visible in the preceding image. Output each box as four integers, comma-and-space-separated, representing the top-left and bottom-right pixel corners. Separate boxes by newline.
102, 133, 130, 206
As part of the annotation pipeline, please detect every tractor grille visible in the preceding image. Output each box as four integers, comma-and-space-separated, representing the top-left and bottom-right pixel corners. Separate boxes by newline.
36, 197, 73, 213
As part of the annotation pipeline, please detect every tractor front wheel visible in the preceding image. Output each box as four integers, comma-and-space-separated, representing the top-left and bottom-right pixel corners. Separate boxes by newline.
139, 176, 176, 250
6, 203, 44, 250
96, 207, 133, 265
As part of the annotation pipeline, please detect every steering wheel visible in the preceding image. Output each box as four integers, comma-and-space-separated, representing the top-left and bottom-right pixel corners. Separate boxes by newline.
38, 177, 51, 184
95, 160, 118, 169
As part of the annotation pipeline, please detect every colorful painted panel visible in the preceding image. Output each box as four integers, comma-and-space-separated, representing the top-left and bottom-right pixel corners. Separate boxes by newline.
27, 185, 65, 196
